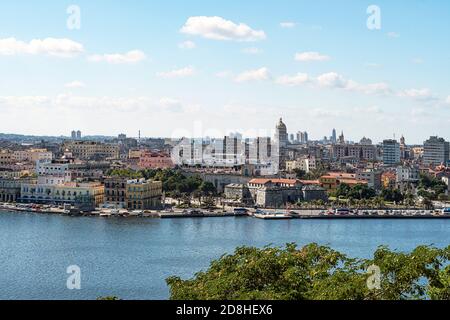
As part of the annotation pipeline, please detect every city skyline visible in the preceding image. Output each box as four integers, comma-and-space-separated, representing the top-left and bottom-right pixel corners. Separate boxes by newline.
0, 0, 449, 143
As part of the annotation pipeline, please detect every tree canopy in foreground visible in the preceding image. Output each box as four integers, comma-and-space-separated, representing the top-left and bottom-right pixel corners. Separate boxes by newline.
166, 243, 450, 300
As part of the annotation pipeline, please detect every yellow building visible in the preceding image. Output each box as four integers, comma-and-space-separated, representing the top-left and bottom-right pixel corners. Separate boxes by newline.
64, 141, 119, 160
0, 150, 14, 165
20, 182, 105, 207
126, 179, 162, 210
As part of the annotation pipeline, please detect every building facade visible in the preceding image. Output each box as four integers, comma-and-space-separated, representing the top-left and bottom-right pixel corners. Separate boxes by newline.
383, 139, 401, 166
126, 179, 163, 210
104, 177, 127, 208
423, 136, 449, 167
64, 141, 119, 160
138, 151, 174, 169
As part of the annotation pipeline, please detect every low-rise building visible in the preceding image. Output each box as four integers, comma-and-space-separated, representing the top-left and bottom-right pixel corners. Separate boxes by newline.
319, 172, 368, 192
381, 171, 397, 189
396, 165, 420, 183
138, 151, 174, 169
126, 179, 163, 210
285, 156, 317, 173
64, 141, 119, 160
0, 150, 14, 166
20, 182, 104, 207
0, 177, 36, 203
104, 177, 127, 208
13, 149, 53, 163
224, 178, 328, 208
356, 169, 382, 190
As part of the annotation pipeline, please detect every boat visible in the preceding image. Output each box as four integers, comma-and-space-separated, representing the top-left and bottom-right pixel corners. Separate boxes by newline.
129, 210, 144, 217
254, 212, 293, 220
99, 212, 112, 217
335, 208, 351, 216
233, 208, 249, 216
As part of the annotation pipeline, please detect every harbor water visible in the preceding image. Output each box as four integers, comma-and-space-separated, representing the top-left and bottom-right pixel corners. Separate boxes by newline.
0, 211, 449, 300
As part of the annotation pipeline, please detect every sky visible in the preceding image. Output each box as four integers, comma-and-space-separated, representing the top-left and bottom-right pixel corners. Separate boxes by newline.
0, 0, 449, 144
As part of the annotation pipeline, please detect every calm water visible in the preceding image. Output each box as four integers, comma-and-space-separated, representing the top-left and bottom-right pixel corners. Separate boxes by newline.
0, 211, 449, 300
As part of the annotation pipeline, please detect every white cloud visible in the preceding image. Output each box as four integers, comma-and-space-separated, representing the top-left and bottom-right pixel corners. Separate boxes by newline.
348, 81, 392, 95
315, 72, 391, 95
0, 94, 192, 114
178, 41, 196, 49
276, 73, 309, 86
235, 67, 270, 83
398, 88, 437, 101
280, 22, 296, 28
64, 81, 85, 88
411, 58, 424, 64
317, 72, 348, 88
295, 51, 330, 62
446, 96, 450, 104
88, 50, 146, 64
242, 47, 261, 55
387, 32, 400, 38
157, 66, 196, 79
180, 16, 266, 42
0, 37, 83, 57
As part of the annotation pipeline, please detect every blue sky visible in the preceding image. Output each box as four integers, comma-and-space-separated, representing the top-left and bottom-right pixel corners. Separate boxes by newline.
0, 0, 449, 144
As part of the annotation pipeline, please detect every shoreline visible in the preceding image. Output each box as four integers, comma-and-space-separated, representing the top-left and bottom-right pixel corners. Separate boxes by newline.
1, 204, 449, 220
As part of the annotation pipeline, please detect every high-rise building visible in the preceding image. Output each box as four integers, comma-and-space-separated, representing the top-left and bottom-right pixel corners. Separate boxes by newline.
331, 129, 337, 143
382, 139, 401, 166
71, 131, 76, 140
275, 118, 288, 147
296, 131, 308, 144
76, 130, 82, 140
423, 136, 449, 166
274, 118, 288, 170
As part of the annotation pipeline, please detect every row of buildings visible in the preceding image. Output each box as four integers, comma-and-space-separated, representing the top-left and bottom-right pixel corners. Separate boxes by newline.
170, 119, 450, 173
0, 156, 163, 211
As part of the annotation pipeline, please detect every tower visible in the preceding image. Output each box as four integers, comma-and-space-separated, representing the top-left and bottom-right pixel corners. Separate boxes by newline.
339, 131, 345, 144
274, 118, 288, 171
332, 128, 337, 143
275, 118, 288, 148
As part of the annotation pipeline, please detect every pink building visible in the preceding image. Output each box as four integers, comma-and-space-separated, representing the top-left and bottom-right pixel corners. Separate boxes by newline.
138, 151, 174, 169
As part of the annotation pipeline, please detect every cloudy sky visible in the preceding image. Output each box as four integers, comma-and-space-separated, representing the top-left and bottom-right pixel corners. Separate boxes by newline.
0, 0, 449, 144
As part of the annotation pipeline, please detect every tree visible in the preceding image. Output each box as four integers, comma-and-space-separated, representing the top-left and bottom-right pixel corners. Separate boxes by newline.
293, 169, 307, 180
167, 243, 450, 300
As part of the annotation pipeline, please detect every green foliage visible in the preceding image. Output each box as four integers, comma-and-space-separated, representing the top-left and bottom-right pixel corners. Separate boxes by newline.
419, 174, 448, 200
141, 169, 217, 197
381, 188, 404, 203
333, 184, 377, 200
294, 165, 329, 181
106, 169, 143, 179
167, 243, 450, 300
97, 296, 121, 300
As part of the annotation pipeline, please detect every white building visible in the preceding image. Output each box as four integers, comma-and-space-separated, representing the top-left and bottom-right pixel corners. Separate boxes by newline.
13, 149, 53, 163
423, 136, 449, 166
396, 166, 420, 183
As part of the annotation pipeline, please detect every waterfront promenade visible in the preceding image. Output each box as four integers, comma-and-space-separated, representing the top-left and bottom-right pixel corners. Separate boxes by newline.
1, 202, 449, 220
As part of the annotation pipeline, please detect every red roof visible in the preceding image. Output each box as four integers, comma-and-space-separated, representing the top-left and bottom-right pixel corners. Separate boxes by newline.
249, 178, 300, 186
